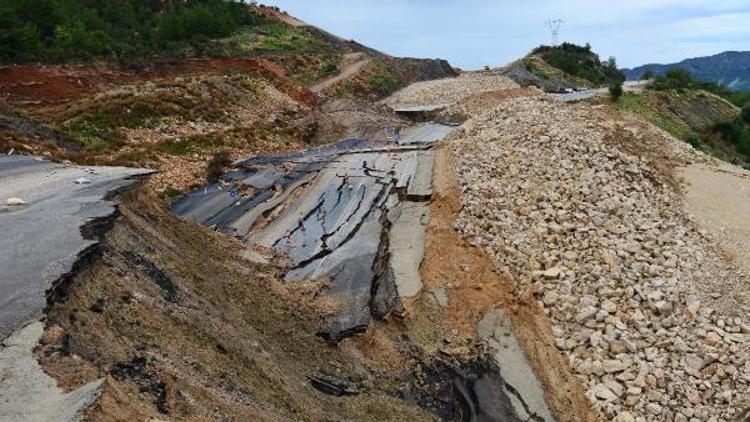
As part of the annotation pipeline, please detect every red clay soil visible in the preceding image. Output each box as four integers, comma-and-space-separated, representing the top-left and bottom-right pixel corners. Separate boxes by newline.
255, 5, 308, 27
0, 58, 317, 108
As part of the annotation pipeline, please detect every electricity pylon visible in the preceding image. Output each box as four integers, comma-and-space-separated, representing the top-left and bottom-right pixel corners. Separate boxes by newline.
546, 19, 564, 46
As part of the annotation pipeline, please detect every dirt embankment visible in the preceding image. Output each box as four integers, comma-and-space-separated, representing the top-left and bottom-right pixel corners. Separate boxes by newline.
0, 58, 317, 108
38, 189, 434, 421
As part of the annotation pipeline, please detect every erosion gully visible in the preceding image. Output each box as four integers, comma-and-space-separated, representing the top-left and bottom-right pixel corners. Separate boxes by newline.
173, 121, 553, 421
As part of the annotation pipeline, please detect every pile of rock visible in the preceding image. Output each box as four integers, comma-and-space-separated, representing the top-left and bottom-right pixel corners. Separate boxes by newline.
450, 94, 749, 421
384, 72, 519, 108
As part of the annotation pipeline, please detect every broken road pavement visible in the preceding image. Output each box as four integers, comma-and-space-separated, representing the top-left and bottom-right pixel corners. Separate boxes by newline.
173, 117, 555, 421
174, 126, 449, 341
0, 155, 150, 339
0, 155, 149, 420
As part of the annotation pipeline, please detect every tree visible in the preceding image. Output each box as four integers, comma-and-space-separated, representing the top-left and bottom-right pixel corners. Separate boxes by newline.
606, 56, 617, 70
649, 67, 696, 91
742, 104, 750, 125
609, 79, 623, 102
641, 69, 654, 80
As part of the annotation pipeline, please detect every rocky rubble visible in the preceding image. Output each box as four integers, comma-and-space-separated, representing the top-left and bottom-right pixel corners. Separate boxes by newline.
383, 72, 519, 108
449, 94, 750, 421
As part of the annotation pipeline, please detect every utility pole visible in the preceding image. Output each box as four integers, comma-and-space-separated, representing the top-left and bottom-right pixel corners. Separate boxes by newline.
545, 19, 564, 46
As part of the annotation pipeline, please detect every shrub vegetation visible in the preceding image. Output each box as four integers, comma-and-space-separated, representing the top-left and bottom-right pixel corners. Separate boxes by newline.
533, 43, 625, 85
649, 68, 750, 108
609, 79, 624, 102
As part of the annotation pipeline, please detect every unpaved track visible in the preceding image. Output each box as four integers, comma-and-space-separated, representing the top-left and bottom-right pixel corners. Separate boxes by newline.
312, 53, 371, 93
680, 163, 750, 288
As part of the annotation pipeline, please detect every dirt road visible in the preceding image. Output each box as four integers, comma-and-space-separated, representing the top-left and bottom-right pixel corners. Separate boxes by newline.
312, 52, 371, 93
680, 163, 750, 300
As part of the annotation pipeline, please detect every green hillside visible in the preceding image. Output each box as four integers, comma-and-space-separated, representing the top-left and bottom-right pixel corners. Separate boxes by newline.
0, 0, 256, 63
615, 68, 749, 167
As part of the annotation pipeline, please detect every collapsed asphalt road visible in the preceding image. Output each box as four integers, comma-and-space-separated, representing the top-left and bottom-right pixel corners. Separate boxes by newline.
0, 155, 149, 420
0, 155, 149, 339
174, 123, 451, 340
173, 120, 555, 421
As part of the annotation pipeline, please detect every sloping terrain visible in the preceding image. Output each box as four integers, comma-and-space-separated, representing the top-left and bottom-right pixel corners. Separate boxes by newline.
614, 89, 746, 166
447, 89, 749, 422
389, 71, 750, 421
2, 4, 749, 421
0, 5, 468, 422
36, 189, 435, 421
5, 93, 559, 422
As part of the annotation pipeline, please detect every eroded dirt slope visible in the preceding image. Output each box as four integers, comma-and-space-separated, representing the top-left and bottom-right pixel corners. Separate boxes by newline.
38, 190, 435, 421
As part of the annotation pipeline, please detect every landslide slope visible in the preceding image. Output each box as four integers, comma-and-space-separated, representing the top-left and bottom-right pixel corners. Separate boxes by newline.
0, 4, 466, 421
0, 3, 456, 195
38, 190, 435, 421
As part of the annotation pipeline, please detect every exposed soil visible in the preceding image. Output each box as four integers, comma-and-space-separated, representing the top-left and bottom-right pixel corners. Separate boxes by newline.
0, 58, 317, 109
257, 5, 309, 28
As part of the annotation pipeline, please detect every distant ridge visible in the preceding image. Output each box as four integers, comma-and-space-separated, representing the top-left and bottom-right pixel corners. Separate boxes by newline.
623, 51, 750, 91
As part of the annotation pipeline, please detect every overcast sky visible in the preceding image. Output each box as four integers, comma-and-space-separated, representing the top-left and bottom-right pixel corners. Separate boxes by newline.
259, 0, 750, 70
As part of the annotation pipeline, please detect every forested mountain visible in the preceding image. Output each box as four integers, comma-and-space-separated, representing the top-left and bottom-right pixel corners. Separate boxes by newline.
0, 0, 255, 63
623, 51, 750, 91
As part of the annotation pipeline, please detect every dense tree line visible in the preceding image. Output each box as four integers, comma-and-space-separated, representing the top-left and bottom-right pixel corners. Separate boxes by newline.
0, 0, 255, 63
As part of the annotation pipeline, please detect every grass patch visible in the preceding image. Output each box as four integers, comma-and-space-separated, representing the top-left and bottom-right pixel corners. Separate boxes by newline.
616, 93, 693, 140
66, 120, 120, 152
367, 73, 396, 95
159, 187, 182, 206
218, 19, 336, 56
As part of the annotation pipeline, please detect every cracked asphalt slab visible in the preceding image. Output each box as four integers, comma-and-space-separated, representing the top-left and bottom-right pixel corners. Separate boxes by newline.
174, 135, 449, 341
0, 155, 150, 340
0, 322, 104, 421
172, 124, 554, 420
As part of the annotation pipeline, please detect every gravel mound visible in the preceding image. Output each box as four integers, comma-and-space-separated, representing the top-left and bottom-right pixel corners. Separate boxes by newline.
450, 94, 750, 421
384, 72, 519, 108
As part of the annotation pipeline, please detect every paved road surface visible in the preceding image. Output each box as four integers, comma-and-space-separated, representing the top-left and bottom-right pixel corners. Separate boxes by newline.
553, 80, 650, 103
0, 155, 149, 340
